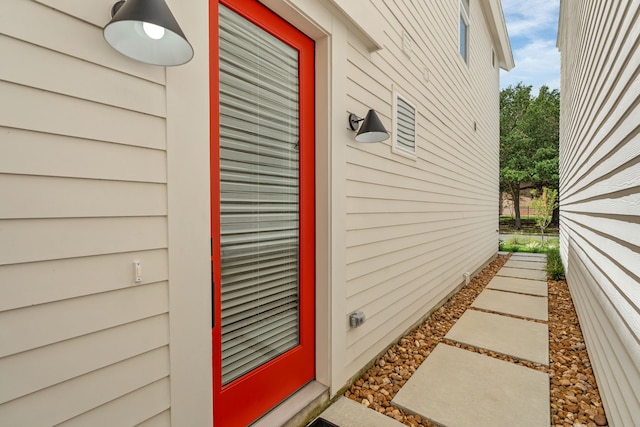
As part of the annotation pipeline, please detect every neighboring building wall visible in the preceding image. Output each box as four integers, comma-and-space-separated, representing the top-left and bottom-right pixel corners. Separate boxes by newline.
500, 190, 534, 217
339, 0, 509, 384
558, 0, 640, 424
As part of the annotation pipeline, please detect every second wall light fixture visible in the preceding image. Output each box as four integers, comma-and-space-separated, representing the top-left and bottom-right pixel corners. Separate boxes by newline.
348, 109, 390, 143
104, 0, 194, 66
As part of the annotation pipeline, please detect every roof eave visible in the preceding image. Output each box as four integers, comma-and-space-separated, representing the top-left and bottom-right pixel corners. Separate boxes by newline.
481, 0, 515, 71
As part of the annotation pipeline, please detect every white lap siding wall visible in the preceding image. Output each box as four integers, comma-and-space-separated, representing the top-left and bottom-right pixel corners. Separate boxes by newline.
1, 1, 176, 425
340, 0, 507, 383
558, 0, 640, 424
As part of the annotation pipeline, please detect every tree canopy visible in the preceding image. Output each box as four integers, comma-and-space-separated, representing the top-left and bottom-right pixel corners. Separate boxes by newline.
500, 83, 560, 228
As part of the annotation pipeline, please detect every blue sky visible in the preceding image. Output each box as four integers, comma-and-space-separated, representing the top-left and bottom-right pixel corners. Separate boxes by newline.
499, 0, 561, 95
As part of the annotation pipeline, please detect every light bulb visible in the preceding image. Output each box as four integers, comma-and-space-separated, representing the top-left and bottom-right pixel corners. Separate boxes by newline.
143, 22, 165, 40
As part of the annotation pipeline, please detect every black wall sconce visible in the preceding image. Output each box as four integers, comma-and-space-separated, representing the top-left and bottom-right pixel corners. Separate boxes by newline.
103, 0, 194, 66
348, 109, 390, 143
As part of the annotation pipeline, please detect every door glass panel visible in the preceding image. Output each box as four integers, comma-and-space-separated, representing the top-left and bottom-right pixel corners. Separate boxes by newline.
219, 4, 300, 385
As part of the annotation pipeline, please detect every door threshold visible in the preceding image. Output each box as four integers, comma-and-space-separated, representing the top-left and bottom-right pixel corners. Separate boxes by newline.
251, 381, 329, 427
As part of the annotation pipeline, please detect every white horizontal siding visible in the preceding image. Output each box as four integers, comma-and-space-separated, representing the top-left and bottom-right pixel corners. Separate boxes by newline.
564, 243, 640, 424
137, 410, 172, 427
0, 175, 167, 219
57, 378, 171, 427
0, 128, 166, 183
0, 217, 167, 266
563, 219, 640, 339
0, 282, 169, 358
0, 314, 169, 404
0, 250, 167, 311
0, 81, 166, 149
0, 34, 166, 116
345, 151, 495, 199
0, 0, 165, 83
340, 0, 501, 381
558, 0, 640, 424
0, 0, 171, 424
0, 347, 170, 427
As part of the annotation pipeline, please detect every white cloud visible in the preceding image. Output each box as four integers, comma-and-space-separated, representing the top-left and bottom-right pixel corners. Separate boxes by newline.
500, 0, 561, 94
501, 0, 559, 38
501, 39, 560, 93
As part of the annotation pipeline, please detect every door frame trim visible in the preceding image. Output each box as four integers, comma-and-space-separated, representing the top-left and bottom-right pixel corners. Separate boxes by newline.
210, 0, 316, 424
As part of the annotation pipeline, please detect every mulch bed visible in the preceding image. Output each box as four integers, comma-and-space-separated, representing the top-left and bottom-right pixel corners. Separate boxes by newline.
343, 254, 608, 427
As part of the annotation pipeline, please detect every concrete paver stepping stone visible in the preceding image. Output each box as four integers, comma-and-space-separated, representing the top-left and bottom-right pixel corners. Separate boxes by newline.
487, 276, 548, 297
509, 252, 547, 262
445, 310, 549, 365
511, 251, 546, 255
504, 259, 546, 270
317, 396, 405, 427
392, 344, 550, 427
508, 257, 546, 265
472, 289, 548, 321
497, 267, 547, 281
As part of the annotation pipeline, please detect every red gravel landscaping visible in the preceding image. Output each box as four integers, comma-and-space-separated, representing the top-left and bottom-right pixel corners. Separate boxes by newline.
343, 254, 607, 427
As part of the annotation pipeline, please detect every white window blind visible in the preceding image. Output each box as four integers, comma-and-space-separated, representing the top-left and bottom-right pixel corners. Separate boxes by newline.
219, 4, 301, 385
394, 93, 417, 154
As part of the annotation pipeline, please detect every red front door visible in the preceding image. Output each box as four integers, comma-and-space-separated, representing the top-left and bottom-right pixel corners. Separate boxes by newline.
210, 1, 315, 425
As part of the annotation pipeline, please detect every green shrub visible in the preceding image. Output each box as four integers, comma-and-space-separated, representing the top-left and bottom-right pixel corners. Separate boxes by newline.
525, 239, 541, 250
546, 247, 565, 280
506, 236, 526, 245
500, 239, 561, 255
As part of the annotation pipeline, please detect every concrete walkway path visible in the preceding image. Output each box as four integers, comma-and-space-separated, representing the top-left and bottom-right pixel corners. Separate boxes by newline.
312, 253, 550, 427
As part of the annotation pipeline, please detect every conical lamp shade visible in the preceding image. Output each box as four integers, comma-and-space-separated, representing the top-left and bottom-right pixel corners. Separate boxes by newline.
104, 0, 194, 66
355, 109, 390, 143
